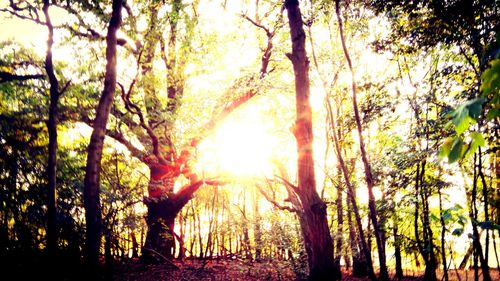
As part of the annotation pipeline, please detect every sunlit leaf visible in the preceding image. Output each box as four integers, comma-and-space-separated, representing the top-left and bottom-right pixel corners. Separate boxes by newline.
438, 137, 453, 159
481, 59, 500, 95
464, 131, 485, 158
451, 105, 470, 134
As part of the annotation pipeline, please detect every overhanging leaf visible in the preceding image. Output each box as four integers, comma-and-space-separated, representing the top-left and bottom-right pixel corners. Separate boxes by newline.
448, 137, 464, 163
439, 137, 453, 159
466, 98, 485, 120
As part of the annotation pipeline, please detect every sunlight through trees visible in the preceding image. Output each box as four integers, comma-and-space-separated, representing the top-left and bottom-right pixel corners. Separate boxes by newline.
0, 0, 498, 280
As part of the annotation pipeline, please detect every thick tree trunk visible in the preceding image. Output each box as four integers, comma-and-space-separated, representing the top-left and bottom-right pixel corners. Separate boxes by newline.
42, 0, 59, 256
83, 0, 122, 270
143, 198, 177, 260
285, 1, 336, 280
142, 166, 205, 262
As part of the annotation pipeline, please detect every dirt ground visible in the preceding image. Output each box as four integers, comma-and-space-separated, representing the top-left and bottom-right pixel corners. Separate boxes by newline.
113, 259, 499, 281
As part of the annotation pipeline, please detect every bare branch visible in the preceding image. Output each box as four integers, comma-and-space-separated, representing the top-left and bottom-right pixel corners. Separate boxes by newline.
201, 90, 258, 137
106, 129, 146, 161
275, 175, 298, 192
241, 13, 272, 37
80, 113, 145, 161
117, 81, 162, 161
0, 71, 44, 83
59, 80, 71, 96
257, 184, 299, 213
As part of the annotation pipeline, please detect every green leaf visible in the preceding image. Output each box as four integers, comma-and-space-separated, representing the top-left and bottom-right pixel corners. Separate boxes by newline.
466, 132, 486, 158
470, 132, 486, 146
439, 137, 453, 159
450, 98, 485, 134
466, 98, 485, 120
481, 59, 500, 95
478, 221, 500, 230
487, 108, 500, 120
451, 105, 470, 134
448, 137, 464, 163
442, 212, 452, 221
452, 228, 464, 236
457, 215, 467, 226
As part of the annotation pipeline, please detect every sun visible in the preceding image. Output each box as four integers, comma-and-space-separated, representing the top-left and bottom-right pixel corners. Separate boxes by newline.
195, 106, 281, 179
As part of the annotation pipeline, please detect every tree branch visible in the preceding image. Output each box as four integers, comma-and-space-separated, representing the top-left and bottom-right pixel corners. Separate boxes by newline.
117, 82, 163, 162
80, 113, 145, 161
257, 184, 299, 213
0, 71, 45, 83
105, 129, 146, 160
241, 13, 272, 37
172, 180, 220, 213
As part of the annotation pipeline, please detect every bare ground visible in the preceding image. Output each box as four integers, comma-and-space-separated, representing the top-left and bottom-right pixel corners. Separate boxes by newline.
113, 259, 499, 281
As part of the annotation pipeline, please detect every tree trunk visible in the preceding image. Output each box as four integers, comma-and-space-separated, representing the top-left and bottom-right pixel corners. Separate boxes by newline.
326, 94, 374, 280
254, 190, 262, 261
393, 221, 404, 279
418, 160, 438, 281
83, 0, 122, 270
478, 147, 490, 266
142, 168, 206, 262
143, 197, 177, 261
470, 153, 492, 281
438, 184, 449, 281
334, 1, 389, 280
284, 1, 336, 280
42, 0, 59, 256
334, 166, 343, 279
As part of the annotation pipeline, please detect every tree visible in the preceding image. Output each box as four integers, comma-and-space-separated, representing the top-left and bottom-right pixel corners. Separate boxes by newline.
370, 1, 498, 280
42, 0, 65, 257
83, 0, 122, 270
334, 0, 389, 279
284, 1, 336, 279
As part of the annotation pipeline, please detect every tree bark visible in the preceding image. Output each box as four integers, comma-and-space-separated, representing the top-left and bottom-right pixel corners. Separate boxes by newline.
142, 167, 207, 262
42, 0, 59, 256
438, 184, 449, 281
284, 1, 336, 280
334, 164, 343, 279
470, 153, 492, 281
393, 221, 404, 279
83, 0, 122, 270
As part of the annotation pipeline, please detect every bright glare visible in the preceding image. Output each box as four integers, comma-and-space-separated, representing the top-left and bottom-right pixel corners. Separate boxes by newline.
195, 106, 279, 179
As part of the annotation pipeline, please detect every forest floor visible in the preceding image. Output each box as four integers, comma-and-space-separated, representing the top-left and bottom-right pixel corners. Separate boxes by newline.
113, 259, 500, 281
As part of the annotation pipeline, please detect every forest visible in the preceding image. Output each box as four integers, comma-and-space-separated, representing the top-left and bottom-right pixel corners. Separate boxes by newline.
0, 0, 498, 280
